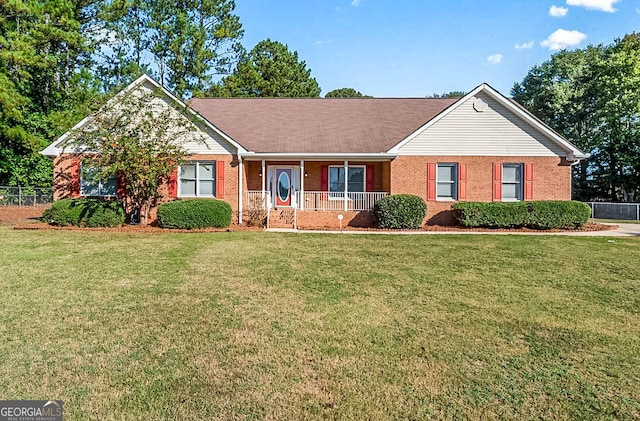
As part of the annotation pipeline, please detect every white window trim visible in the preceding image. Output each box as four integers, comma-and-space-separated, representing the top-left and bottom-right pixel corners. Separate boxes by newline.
328, 165, 366, 199
178, 161, 217, 198
436, 162, 458, 201
502, 163, 523, 202
80, 164, 116, 197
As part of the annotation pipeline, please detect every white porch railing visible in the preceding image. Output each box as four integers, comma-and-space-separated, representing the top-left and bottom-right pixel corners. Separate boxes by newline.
245, 191, 387, 211
245, 191, 267, 210
299, 191, 388, 211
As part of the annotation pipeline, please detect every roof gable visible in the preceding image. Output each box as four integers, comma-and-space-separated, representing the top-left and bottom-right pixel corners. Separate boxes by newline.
41, 74, 246, 157
388, 84, 588, 159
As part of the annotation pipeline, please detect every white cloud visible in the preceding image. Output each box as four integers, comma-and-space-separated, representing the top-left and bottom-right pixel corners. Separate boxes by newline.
540, 29, 587, 50
351, 0, 361, 6
515, 41, 534, 50
315, 39, 333, 45
566, 0, 619, 12
549, 5, 569, 17
486, 54, 503, 64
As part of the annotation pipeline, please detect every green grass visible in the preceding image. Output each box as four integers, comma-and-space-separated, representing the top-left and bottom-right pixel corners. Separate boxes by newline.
1, 227, 639, 420
592, 218, 640, 224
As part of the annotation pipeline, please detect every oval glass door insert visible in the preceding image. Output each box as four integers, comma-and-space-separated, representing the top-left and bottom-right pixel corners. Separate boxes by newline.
278, 171, 290, 202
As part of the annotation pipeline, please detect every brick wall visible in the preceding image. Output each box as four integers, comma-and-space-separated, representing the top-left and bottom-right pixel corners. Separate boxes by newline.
53, 154, 573, 227
52, 153, 239, 223
296, 210, 373, 229
53, 155, 76, 201
390, 155, 572, 225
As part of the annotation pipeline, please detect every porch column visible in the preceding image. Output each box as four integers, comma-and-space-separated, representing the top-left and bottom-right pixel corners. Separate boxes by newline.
344, 160, 349, 211
238, 157, 243, 225
300, 160, 305, 210
261, 159, 266, 210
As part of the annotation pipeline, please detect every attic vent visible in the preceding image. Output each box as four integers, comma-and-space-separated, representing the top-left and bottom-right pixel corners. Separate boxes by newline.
473, 98, 488, 112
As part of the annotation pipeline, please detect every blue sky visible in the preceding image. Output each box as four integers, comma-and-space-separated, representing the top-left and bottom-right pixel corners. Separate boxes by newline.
233, 0, 639, 97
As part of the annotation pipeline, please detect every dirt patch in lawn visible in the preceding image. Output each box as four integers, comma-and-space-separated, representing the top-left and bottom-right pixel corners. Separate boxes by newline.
0, 205, 48, 225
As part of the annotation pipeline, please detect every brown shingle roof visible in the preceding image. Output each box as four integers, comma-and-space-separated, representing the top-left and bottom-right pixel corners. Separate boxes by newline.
188, 98, 459, 154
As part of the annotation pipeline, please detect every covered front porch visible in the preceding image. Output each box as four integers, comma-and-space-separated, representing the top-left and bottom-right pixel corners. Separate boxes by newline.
240, 157, 392, 226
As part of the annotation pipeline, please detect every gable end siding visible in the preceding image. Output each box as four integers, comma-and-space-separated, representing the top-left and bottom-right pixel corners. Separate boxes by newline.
135, 82, 237, 155
398, 92, 567, 157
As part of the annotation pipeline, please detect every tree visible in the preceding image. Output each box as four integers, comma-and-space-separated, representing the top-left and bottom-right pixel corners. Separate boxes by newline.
205, 39, 321, 97
591, 33, 640, 201
512, 46, 605, 200
92, 0, 151, 92
512, 35, 640, 202
0, 0, 100, 187
427, 91, 467, 98
94, 0, 243, 97
325, 88, 370, 98
63, 87, 200, 225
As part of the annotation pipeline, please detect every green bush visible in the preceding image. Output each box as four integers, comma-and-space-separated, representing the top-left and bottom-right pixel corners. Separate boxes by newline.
526, 201, 591, 229
452, 201, 591, 229
373, 194, 427, 229
157, 199, 232, 229
42, 198, 125, 227
452, 202, 528, 228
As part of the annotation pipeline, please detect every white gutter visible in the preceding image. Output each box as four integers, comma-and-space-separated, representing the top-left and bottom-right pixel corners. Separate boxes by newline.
239, 152, 397, 161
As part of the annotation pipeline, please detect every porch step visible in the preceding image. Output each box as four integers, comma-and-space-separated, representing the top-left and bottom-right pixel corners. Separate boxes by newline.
268, 209, 296, 229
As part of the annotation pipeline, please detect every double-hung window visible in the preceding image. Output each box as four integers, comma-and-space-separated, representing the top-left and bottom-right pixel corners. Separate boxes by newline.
436, 163, 457, 200
502, 163, 523, 201
179, 161, 216, 197
80, 164, 116, 196
329, 166, 365, 197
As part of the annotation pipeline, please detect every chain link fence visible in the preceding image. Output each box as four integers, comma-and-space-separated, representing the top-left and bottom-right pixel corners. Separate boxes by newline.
586, 202, 640, 221
0, 186, 53, 207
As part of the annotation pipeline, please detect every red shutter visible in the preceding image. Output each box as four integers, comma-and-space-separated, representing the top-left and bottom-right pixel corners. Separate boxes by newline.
321, 165, 328, 191
427, 163, 436, 201
458, 163, 467, 201
70, 159, 81, 197
366, 165, 375, 192
524, 163, 534, 201
216, 160, 225, 198
492, 163, 502, 201
116, 171, 126, 198
168, 170, 178, 198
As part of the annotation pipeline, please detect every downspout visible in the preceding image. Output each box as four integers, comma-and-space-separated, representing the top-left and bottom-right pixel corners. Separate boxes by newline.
238, 156, 243, 225
567, 153, 582, 201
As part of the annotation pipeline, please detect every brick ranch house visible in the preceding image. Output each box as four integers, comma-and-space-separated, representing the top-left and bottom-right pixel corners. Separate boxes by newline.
42, 75, 588, 228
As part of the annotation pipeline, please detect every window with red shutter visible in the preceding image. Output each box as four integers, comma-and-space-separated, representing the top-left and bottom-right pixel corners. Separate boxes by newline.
216, 161, 225, 198
366, 165, 375, 192
458, 163, 467, 201
321, 165, 328, 191
492, 163, 502, 201
427, 163, 436, 201
524, 163, 534, 201
70, 159, 81, 197
168, 170, 178, 198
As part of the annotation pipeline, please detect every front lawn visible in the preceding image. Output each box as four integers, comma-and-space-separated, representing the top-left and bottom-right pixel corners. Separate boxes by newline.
1, 227, 639, 419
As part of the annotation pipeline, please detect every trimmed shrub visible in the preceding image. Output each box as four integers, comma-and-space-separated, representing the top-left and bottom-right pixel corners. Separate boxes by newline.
42, 198, 125, 227
157, 199, 232, 229
452, 202, 528, 228
526, 201, 591, 229
373, 194, 427, 229
452, 201, 591, 229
